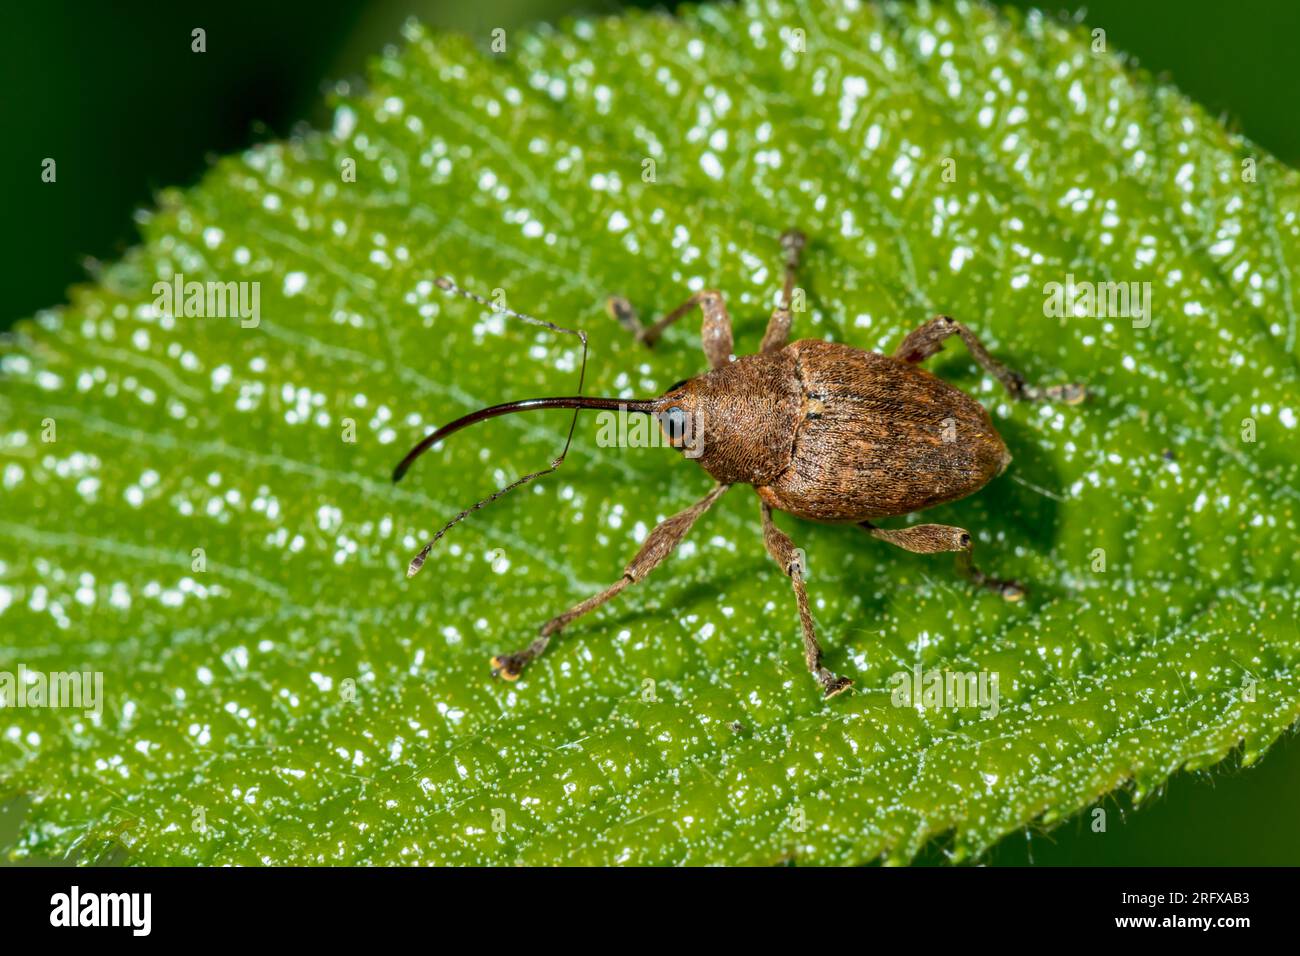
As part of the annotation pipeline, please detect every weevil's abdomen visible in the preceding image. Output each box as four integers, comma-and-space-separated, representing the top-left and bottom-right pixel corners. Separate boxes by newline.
756, 339, 1011, 523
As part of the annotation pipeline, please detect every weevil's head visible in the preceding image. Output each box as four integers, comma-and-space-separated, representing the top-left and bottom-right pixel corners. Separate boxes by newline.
650, 378, 705, 458
650, 355, 802, 484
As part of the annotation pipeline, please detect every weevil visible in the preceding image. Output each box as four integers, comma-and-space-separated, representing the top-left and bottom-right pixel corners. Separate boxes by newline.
393, 230, 1085, 698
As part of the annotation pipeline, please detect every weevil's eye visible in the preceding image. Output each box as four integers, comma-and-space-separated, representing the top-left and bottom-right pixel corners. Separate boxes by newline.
658, 405, 689, 444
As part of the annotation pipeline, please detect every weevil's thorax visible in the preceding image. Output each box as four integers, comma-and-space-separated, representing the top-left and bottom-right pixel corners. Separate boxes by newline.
654, 349, 802, 485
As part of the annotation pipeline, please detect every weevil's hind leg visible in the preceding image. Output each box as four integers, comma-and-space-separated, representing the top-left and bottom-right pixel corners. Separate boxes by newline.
859, 521, 1026, 601
760, 501, 853, 698
760, 228, 807, 352
893, 315, 1086, 404
490, 483, 731, 680
606, 290, 734, 369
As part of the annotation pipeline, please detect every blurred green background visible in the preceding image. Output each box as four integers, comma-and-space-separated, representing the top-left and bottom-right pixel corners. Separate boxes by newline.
2, 0, 1297, 865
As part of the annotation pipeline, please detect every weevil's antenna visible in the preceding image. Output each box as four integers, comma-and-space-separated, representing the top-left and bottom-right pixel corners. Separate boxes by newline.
394, 276, 660, 578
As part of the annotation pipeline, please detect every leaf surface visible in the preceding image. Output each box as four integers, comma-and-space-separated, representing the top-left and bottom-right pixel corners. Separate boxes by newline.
2, 0, 1299, 864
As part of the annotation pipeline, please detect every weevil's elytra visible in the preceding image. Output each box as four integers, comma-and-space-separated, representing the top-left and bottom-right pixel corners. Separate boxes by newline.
393, 229, 1086, 699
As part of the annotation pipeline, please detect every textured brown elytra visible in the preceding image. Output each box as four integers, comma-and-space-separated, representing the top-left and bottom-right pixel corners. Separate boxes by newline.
394, 230, 1085, 698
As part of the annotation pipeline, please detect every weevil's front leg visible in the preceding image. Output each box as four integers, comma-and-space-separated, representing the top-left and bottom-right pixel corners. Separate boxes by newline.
893, 315, 1085, 404
760, 501, 853, 698
606, 290, 734, 369
859, 521, 1026, 601
760, 228, 807, 352
490, 483, 731, 680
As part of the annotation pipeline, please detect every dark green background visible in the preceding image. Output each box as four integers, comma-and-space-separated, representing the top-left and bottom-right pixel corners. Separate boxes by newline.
2, 0, 1297, 865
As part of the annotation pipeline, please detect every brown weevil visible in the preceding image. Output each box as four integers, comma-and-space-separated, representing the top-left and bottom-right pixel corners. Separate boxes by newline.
393, 230, 1085, 698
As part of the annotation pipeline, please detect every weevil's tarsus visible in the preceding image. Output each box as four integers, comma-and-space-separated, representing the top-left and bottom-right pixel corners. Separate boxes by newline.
491, 642, 549, 680
762, 500, 854, 698
859, 520, 1026, 601
487, 483, 731, 678
958, 548, 1027, 601
605, 295, 643, 339
894, 314, 1087, 404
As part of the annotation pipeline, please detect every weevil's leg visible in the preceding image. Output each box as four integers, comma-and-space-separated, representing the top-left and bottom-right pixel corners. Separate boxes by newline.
892, 315, 1086, 404
760, 501, 853, 698
760, 229, 807, 352
490, 483, 731, 680
760, 307, 793, 355
606, 290, 734, 368
605, 295, 646, 340
859, 521, 1026, 601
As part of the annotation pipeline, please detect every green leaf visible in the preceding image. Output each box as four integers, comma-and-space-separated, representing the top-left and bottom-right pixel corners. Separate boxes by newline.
3, 0, 1299, 866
